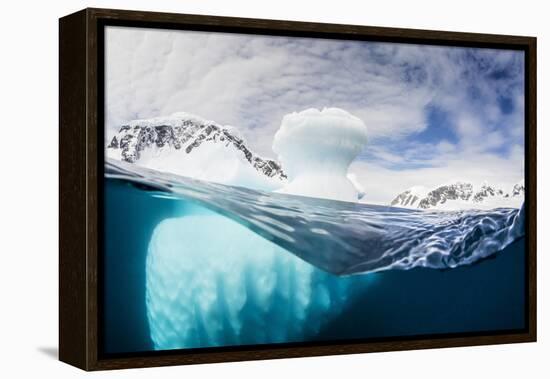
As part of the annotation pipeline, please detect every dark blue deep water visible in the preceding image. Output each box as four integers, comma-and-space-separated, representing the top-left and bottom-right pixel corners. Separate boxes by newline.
103, 160, 526, 354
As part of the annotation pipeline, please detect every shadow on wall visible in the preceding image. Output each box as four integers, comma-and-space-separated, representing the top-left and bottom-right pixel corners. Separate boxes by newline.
37, 346, 58, 359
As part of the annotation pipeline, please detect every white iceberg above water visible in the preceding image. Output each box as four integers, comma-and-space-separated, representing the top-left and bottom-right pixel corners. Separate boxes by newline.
272, 108, 368, 203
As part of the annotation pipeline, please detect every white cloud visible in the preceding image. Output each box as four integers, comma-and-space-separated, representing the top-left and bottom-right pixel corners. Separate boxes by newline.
105, 26, 525, 201
105, 27, 436, 156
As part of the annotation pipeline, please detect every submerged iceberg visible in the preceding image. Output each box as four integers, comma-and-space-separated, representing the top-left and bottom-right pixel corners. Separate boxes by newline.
273, 108, 368, 202
146, 207, 371, 350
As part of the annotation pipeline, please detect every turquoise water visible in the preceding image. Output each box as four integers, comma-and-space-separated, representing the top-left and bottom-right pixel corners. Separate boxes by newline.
102, 160, 526, 354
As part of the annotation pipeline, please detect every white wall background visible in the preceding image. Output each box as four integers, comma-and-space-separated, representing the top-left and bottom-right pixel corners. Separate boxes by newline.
0, 0, 547, 377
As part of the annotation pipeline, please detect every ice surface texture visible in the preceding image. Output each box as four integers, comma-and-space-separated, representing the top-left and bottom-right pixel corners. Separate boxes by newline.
273, 108, 368, 202
146, 211, 370, 350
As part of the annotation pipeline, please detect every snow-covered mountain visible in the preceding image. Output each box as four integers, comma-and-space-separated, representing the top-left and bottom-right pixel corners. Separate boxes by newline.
390, 180, 524, 210
106, 111, 523, 208
106, 112, 287, 190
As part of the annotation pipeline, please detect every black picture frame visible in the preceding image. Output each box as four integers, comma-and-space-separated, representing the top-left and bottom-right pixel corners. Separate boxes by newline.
59, 7, 537, 371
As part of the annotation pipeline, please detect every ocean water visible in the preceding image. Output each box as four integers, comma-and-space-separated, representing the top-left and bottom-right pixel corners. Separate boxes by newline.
102, 159, 526, 354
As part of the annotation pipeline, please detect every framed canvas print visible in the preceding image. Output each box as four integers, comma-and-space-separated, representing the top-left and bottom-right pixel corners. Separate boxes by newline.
59, 8, 536, 371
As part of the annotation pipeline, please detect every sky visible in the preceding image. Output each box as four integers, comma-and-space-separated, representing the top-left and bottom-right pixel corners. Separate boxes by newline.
105, 26, 525, 203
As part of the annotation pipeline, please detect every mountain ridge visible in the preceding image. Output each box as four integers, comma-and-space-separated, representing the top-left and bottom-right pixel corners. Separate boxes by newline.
390, 180, 524, 210
106, 112, 287, 189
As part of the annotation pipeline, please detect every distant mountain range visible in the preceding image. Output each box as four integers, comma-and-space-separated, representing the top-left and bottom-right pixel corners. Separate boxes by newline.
106, 112, 524, 210
390, 180, 525, 210
106, 112, 287, 189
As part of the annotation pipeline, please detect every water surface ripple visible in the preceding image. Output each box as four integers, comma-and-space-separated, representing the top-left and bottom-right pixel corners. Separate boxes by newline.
106, 158, 525, 275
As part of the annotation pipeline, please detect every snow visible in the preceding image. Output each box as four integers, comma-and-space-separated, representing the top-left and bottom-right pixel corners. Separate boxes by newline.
108, 112, 284, 191
347, 173, 366, 200
106, 146, 122, 161
137, 139, 282, 191
516, 178, 525, 187
127, 111, 214, 129
390, 180, 524, 211
272, 108, 368, 202
408, 185, 430, 198
429, 196, 523, 211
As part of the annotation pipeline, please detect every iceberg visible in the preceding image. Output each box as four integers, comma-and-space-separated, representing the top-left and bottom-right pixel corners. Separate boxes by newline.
146, 207, 370, 350
273, 108, 368, 202
143, 108, 373, 350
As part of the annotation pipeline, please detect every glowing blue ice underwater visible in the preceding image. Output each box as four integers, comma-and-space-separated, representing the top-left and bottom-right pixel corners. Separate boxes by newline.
146, 206, 372, 350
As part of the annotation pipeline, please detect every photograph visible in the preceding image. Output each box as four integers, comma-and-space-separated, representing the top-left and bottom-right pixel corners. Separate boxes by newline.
1, 0, 546, 377
102, 25, 527, 355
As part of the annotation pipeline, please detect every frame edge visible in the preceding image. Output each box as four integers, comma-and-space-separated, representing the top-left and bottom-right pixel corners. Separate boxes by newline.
526, 36, 537, 343
59, 8, 89, 371
85, 7, 537, 45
